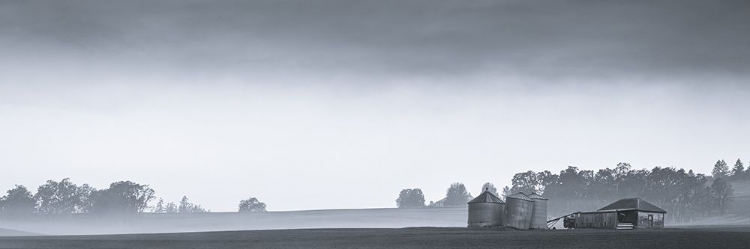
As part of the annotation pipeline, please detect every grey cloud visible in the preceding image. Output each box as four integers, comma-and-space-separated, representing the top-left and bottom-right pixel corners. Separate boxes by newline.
1, 0, 749, 82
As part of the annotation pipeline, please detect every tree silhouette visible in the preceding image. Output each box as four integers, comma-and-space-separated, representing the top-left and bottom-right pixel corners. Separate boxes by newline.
712, 160, 729, 179
731, 159, 745, 180
90, 181, 155, 215
444, 182, 470, 206
34, 178, 84, 215
154, 198, 165, 213
0, 185, 36, 219
396, 188, 426, 208
178, 196, 208, 213
239, 197, 267, 212
711, 178, 734, 215
510, 171, 539, 194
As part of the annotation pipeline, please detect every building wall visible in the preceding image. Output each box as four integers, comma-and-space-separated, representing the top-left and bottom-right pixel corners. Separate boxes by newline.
574, 212, 617, 229
636, 211, 664, 228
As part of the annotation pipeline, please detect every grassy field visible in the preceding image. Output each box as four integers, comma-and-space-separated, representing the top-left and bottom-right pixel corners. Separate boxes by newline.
1, 227, 750, 249
0, 208, 468, 235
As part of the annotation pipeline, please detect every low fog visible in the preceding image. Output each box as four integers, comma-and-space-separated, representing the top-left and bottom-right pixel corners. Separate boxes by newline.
1, 0, 750, 236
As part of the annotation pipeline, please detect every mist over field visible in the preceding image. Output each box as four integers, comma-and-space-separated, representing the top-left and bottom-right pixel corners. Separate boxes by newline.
1, 2, 750, 247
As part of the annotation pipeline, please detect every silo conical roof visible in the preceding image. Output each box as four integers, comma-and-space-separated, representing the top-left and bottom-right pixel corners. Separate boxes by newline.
468, 190, 504, 204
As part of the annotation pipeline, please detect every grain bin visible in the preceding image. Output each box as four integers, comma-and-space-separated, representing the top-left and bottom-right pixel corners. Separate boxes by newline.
467, 189, 505, 228
527, 192, 549, 229
504, 192, 534, 230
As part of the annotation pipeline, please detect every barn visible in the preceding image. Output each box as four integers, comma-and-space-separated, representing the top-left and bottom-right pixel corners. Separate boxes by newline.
570, 198, 666, 229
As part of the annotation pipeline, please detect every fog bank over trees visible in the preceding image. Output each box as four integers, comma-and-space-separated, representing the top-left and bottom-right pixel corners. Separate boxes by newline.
0, 178, 266, 220
505, 160, 748, 222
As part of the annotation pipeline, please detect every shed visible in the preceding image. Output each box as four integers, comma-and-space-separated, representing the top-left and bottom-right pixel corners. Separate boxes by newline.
570, 198, 666, 229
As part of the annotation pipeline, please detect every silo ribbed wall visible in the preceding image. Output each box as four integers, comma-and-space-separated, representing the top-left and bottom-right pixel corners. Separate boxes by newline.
529, 199, 548, 229
504, 197, 533, 230
467, 202, 505, 227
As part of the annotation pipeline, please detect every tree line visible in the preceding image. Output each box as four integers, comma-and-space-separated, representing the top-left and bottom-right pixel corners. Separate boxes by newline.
397, 182, 496, 208
396, 159, 746, 224
506, 160, 744, 223
0, 178, 267, 220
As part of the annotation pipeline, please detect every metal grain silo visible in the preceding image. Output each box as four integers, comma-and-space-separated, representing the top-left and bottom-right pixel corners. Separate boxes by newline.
467, 189, 505, 228
504, 192, 534, 230
528, 192, 549, 229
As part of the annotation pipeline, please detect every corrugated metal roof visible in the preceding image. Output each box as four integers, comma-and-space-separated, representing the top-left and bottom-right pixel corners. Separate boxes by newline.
527, 192, 548, 200
597, 198, 667, 213
468, 191, 504, 204
505, 192, 533, 202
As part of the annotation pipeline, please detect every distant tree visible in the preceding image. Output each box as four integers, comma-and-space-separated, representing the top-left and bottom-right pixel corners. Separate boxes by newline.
481, 183, 498, 196
731, 159, 745, 180
711, 178, 734, 215
179, 196, 190, 213
396, 188, 426, 208
501, 186, 511, 200
76, 184, 96, 213
238, 197, 267, 212
165, 202, 178, 213
510, 171, 540, 194
444, 183, 470, 206
34, 178, 82, 215
154, 198, 165, 213
613, 162, 632, 193
0, 185, 37, 219
614, 162, 632, 178
536, 171, 556, 195
178, 196, 208, 213
712, 160, 730, 179
90, 181, 155, 215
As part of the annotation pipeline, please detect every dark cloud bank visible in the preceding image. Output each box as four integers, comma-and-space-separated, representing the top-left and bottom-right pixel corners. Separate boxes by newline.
1, 0, 749, 83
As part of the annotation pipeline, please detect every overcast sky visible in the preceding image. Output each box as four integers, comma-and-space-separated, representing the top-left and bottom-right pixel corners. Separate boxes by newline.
1, 0, 749, 211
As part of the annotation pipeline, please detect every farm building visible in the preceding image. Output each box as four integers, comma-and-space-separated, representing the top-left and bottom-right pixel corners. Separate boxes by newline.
429, 194, 474, 208
467, 189, 505, 227
567, 198, 666, 229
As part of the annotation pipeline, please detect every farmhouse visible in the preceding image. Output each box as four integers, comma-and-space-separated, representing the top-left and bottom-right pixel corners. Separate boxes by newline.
570, 198, 666, 229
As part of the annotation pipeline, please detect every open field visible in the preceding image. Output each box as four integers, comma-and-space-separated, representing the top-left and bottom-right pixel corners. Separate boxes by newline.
1, 227, 750, 249
0, 229, 39, 237
0, 208, 467, 235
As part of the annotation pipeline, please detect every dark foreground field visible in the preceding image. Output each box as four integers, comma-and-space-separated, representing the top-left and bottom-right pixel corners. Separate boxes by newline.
1, 227, 750, 249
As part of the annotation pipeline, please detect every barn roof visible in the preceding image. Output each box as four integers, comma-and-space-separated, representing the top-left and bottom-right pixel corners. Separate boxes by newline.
597, 198, 666, 213
468, 190, 504, 204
